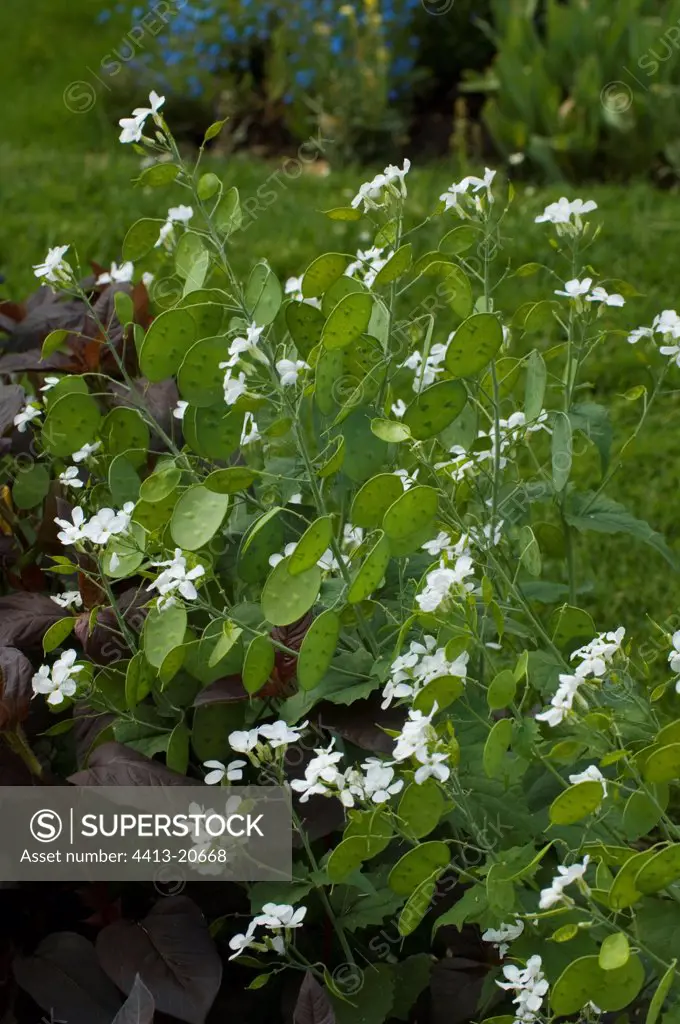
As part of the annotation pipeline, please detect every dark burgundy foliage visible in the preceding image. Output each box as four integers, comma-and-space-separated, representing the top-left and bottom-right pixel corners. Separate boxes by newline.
111, 975, 155, 1024
293, 972, 336, 1024
0, 592, 68, 648
68, 743, 200, 787
0, 646, 33, 729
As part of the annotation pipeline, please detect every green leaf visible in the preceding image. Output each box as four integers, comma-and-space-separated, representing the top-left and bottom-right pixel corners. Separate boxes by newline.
646, 958, 677, 1024
341, 889, 405, 933
139, 467, 181, 504
483, 719, 513, 779
315, 347, 345, 415
214, 185, 243, 235
101, 407, 149, 468
42, 617, 75, 654
204, 119, 226, 142
197, 172, 221, 201
166, 722, 190, 774
522, 299, 558, 334
643, 744, 680, 783
347, 531, 391, 603
289, 516, 334, 576
552, 411, 572, 492
322, 292, 373, 350
285, 301, 325, 359
137, 162, 180, 187
243, 634, 275, 694
419, 262, 473, 320
175, 231, 207, 281
432, 886, 487, 936
444, 313, 503, 377
42, 392, 101, 458
398, 779, 445, 839
204, 466, 256, 494
109, 454, 141, 505
316, 435, 346, 477
41, 330, 69, 358
143, 604, 187, 669
570, 403, 612, 475
412, 675, 465, 715
302, 253, 352, 298
184, 405, 242, 461
549, 781, 604, 825
636, 844, 680, 894
170, 485, 229, 550
261, 557, 321, 627
551, 954, 645, 1016
565, 491, 679, 570
551, 605, 596, 650
370, 418, 411, 443
599, 932, 629, 971
122, 218, 165, 261
114, 290, 133, 326
524, 350, 547, 422
344, 808, 393, 857
609, 849, 658, 909
208, 620, 243, 669
139, 308, 197, 382
340, 408, 388, 484
323, 206, 362, 221
623, 787, 668, 840
327, 837, 371, 882
125, 652, 156, 709
102, 521, 146, 579
487, 669, 517, 711
383, 486, 438, 543
372, 243, 412, 287
297, 610, 341, 691
388, 842, 450, 896
402, 380, 467, 441
245, 261, 282, 326
439, 224, 479, 255
12, 463, 50, 510
329, 964, 394, 1024
177, 337, 227, 407
351, 473, 404, 529
518, 525, 541, 577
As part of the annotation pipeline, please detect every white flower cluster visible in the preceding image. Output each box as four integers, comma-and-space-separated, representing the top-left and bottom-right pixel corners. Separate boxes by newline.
536, 628, 625, 728
482, 918, 525, 958
58, 441, 103, 491
668, 631, 680, 691
219, 323, 264, 406
155, 204, 194, 249
276, 358, 309, 388
33, 244, 73, 285
416, 555, 475, 614
119, 90, 165, 144
228, 720, 307, 757
203, 759, 248, 785
13, 402, 43, 433
436, 410, 550, 484
422, 523, 502, 562
535, 196, 597, 233
392, 704, 451, 784
50, 591, 82, 610
628, 309, 680, 366
351, 159, 410, 212
401, 343, 448, 393
497, 955, 549, 1024
148, 548, 206, 612
439, 168, 496, 213
346, 246, 393, 289
55, 503, 134, 547
96, 261, 134, 285
32, 650, 84, 706
289, 739, 403, 807
381, 635, 469, 709
554, 278, 624, 307
538, 855, 590, 910
229, 902, 307, 960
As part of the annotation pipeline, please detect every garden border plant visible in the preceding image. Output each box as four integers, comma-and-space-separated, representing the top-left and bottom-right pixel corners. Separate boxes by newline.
2, 90, 680, 1024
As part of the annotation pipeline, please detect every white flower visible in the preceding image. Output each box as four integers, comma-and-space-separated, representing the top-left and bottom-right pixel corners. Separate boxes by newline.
148, 548, 205, 611
258, 720, 307, 749
254, 903, 307, 930
276, 358, 309, 387
570, 627, 625, 677
416, 556, 474, 613
222, 369, 248, 406
155, 221, 175, 248
554, 278, 593, 299
229, 728, 261, 753
668, 631, 680, 674
627, 326, 653, 345
467, 167, 496, 200
33, 245, 72, 284
439, 177, 474, 211
240, 412, 260, 446
40, 376, 61, 393
154, 204, 193, 247
391, 399, 407, 419
535, 196, 597, 232
586, 286, 625, 307
173, 400, 188, 420
394, 467, 419, 490
142, 271, 155, 288
289, 492, 303, 504
401, 344, 447, 392
119, 91, 165, 143
539, 856, 590, 910
55, 506, 87, 546
83, 503, 134, 545
13, 403, 42, 433
32, 649, 83, 706
497, 955, 549, 1024
422, 531, 453, 559
228, 919, 259, 960
653, 309, 680, 337
535, 672, 584, 727
72, 441, 101, 463
659, 342, 680, 368
414, 750, 451, 784
393, 705, 437, 762
224, 324, 264, 366
482, 918, 525, 958
569, 764, 607, 796
290, 739, 344, 802
203, 759, 247, 785
96, 261, 134, 285
269, 542, 298, 569
351, 173, 388, 211
59, 466, 83, 489
50, 591, 82, 610
285, 276, 303, 299
383, 158, 411, 196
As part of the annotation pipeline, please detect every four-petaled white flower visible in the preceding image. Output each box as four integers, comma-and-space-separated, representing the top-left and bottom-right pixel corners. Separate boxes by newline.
119, 90, 165, 143
482, 918, 525, 958
154, 204, 194, 248
228, 728, 262, 753
148, 548, 205, 611
203, 759, 247, 785
496, 954, 549, 1024
32, 649, 84, 706
416, 555, 474, 613
535, 196, 597, 231
33, 245, 72, 284
96, 261, 134, 285
258, 721, 307, 749
13, 402, 42, 433
221, 369, 248, 406
83, 503, 134, 545
241, 412, 260, 446
255, 903, 308, 930
59, 466, 83, 489
276, 358, 309, 387
72, 441, 101, 463
535, 672, 583, 728
568, 764, 607, 796
55, 506, 88, 546
554, 277, 592, 299
50, 591, 83, 610
586, 286, 625, 307
539, 856, 590, 910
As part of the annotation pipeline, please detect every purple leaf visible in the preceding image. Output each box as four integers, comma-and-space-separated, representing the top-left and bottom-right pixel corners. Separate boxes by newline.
68, 742, 198, 786
0, 646, 33, 729
111, 974, 155, 1024
0, 593, 68, 648
294, 971, 336, 1024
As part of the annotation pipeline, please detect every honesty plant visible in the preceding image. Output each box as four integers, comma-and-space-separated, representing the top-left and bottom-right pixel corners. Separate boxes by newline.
3, 93, 680, 1023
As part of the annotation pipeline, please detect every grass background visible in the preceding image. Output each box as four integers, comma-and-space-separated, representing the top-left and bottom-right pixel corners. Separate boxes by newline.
1, 1, 679, 649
